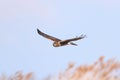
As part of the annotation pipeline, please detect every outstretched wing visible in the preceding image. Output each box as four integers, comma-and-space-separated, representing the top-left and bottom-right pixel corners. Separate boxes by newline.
62, 34, 86, 43
37, 28, 61, 41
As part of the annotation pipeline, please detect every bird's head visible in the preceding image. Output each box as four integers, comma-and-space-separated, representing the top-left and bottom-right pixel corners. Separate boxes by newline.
53, 42, 60, 47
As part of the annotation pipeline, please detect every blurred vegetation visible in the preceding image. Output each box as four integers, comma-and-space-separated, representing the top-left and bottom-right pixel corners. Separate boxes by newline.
0, 71, 34, 80
0, 56, 120, 80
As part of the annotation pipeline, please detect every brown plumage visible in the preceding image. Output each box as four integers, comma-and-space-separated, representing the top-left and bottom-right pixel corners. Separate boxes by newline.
37, 28, 86, 47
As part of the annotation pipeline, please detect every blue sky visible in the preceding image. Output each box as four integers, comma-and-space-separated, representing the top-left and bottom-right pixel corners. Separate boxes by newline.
0, 0, 120, 78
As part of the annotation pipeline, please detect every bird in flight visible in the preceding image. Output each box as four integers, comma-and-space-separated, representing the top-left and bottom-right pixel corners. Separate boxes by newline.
37, 28, 86, 47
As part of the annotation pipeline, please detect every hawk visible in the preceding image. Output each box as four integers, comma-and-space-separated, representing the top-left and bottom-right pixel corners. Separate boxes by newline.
37, 28, 86, 47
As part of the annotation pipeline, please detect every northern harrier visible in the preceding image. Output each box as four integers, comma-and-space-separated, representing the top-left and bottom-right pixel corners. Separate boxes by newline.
37, 28, 86, 47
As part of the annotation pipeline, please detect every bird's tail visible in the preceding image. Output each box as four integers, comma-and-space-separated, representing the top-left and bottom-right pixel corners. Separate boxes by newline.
70, 42, 77, 46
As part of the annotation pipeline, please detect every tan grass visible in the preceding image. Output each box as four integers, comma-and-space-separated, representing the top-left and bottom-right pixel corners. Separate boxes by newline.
58, 56, 120, 80
0, 71, 34, 80
0, 56, 120, 80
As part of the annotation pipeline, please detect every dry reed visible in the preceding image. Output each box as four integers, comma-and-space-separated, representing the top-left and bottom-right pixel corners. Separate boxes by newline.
0, 71, 34, 80
0, 56, 120, 80
58, 56, 120, 80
